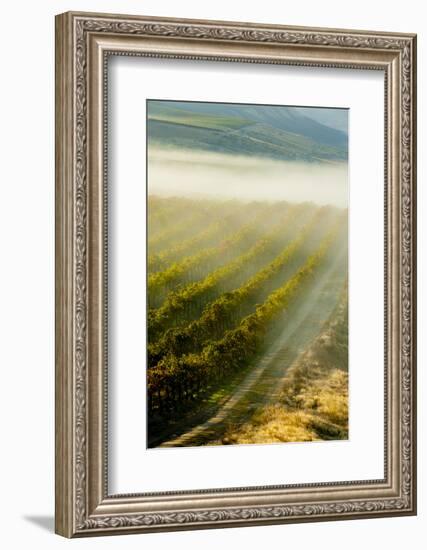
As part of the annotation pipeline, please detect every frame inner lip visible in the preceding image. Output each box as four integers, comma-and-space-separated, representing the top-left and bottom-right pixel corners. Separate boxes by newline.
102, 49, 389, 499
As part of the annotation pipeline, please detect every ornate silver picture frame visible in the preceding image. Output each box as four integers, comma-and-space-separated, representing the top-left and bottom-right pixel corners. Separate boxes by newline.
55, 11, 417, 537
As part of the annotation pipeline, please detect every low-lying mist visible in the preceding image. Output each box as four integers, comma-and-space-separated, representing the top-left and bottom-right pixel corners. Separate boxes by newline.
148, 147, 348, 208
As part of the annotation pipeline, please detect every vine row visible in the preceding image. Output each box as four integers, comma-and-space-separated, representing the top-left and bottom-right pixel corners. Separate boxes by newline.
147, 221, 341, 415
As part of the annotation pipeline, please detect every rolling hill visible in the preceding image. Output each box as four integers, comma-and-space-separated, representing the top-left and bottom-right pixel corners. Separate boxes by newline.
147, 100, 348, 162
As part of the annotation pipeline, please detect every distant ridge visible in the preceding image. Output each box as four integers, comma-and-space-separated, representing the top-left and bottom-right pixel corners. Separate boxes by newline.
148, 101, 348, 162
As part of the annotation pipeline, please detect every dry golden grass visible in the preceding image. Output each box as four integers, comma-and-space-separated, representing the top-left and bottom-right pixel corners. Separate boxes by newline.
220, 287, 348, 445
223, 407, 318, 444
296, 369, 348, 426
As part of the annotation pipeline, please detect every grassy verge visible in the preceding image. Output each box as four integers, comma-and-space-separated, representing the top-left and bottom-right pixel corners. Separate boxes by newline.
219, 285, 348, 445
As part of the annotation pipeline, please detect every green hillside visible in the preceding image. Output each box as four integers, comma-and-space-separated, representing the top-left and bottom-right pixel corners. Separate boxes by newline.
147, 101, 348, 162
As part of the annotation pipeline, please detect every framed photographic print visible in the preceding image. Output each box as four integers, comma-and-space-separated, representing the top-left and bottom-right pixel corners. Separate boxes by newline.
55, 11, 417, 537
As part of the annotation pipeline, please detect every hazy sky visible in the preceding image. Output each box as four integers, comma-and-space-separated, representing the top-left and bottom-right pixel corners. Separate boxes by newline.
293, 107, 348, 134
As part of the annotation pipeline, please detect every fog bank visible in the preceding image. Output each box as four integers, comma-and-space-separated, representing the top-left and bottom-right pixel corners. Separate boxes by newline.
148, 147, 348, 208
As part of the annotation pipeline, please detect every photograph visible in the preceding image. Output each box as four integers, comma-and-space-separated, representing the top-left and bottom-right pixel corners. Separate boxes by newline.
146, 100, 349, 448
53, 9, 416, 538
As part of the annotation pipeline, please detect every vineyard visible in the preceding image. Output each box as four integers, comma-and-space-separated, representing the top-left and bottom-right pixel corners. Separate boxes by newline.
146, 196, 348, 447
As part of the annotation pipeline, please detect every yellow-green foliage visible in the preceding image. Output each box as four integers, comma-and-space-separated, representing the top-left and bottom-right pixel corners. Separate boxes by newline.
148, 205, 319, 353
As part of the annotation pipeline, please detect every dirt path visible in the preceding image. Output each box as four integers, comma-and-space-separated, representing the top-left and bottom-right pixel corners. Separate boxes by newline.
158, 243, 347, 448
